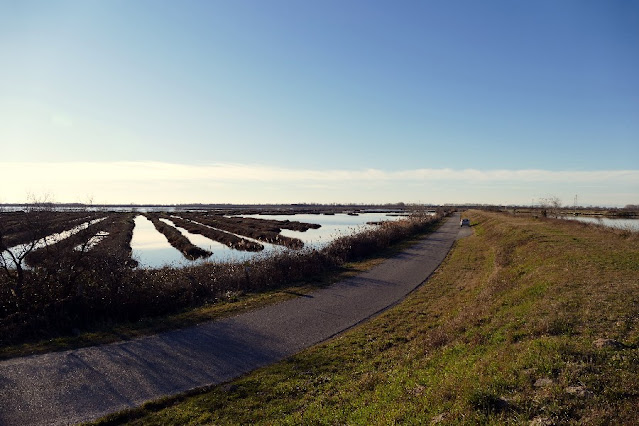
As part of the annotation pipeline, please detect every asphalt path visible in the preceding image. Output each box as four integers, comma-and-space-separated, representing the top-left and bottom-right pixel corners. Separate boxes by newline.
0, 213, 462, 426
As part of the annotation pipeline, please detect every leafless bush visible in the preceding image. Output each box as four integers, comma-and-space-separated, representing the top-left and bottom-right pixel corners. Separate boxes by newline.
537, 196, 562, 218
0, 210, 442, 345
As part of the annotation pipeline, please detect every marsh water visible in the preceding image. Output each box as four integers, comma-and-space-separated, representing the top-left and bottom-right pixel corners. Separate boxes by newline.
558, 216, 639, 232
131, 213, 407, 268
1, 217, 107, 269
243, 213, 407, 247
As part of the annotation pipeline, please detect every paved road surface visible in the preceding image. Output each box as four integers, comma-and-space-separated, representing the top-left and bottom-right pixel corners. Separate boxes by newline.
0, 214, 462, 425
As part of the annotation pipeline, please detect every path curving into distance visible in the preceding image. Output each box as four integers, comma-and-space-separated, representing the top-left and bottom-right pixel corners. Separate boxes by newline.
0, 214, 463, 426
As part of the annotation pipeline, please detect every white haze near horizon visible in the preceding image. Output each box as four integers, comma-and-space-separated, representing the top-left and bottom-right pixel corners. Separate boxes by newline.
0, 162, 637, 207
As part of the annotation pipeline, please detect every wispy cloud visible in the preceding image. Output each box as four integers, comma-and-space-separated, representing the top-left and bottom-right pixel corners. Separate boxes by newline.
3, 161, 637, 182
1, 162, 637, 205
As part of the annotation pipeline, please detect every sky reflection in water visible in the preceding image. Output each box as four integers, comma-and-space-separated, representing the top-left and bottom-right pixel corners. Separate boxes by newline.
559, 216, 639, 231
131, 213, 407, 268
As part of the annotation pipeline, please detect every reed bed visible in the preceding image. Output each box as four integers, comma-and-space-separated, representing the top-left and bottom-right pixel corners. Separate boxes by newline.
0, 211, 442, 346
145, 214, 212, 260
91, 213, 139, 267
0, 211, 99, 248
237, 216, 322, 232
24, 217, 110, 266
165, 215, 263, 251
183, 213, 308, 249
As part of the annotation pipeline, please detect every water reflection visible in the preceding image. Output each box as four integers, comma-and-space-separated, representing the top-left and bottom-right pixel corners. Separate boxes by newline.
130, 215, 186, 268
130, 213, 411, 269
131, 216, 287, 268
559, 216, 639, 232
1, 217, 106, 268
241, 213, 406, 248
159, 218, 282, 263
74, 231, 109, 251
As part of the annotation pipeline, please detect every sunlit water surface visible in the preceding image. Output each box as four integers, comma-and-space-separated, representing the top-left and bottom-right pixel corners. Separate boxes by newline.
131, 216, 284, 268
1, 218, 106, 268
131, 213, 410, 268
558, 216, 639, 232
244, 213, 407, 247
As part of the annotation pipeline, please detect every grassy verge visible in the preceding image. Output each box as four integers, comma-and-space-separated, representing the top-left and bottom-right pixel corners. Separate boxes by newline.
96, 210, 638, 425
0, 218, 440, 360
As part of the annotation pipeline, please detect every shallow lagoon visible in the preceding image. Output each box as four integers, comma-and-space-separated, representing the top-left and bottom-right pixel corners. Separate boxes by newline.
246, 213, 406, 248
131, 213, 406, 268
1, 218, 106, 268
130, 216, 278, 269
559, 216, 639, 232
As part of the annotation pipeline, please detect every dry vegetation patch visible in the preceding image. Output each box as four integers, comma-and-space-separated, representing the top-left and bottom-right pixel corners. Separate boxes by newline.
144, 214, 212, 260
166, 215, 263, 251
182, 213, 310, 249
0, 211, 98, 248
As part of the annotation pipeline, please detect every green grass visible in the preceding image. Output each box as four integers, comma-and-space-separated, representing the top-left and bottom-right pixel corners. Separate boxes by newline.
94, 211, 639, 425
0, 222, 437, 360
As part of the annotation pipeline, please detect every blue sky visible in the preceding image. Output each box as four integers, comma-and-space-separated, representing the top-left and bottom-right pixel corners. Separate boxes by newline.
1, 1, 638, 205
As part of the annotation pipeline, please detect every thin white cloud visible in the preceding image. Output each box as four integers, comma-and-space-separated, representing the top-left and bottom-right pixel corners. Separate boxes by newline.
0, 162, 637, 205
2, 161, 637, 183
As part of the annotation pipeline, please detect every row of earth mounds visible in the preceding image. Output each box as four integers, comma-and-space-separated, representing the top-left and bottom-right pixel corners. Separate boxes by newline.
163, 215, 264, 252
22, 213, 140, 268
1, 210, 324, 275
0, 210, 101, 249
144, 214, 213, 260
94, 213, 138, 267
0, 210, 444, 346
179, 212, 321, 249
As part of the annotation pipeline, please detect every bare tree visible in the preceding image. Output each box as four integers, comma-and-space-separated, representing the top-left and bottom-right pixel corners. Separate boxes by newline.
538, 196, 562, 218
0, 197, 54, 300
1, 195, 108, 310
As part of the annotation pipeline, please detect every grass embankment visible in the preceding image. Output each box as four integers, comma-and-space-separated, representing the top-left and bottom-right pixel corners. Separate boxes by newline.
145, 214, 212, 260
0, 212, 441, 359
101, 211, 639, 425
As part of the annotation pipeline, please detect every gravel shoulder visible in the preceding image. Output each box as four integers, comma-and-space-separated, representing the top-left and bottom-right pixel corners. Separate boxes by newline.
0, 214, 461, 426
